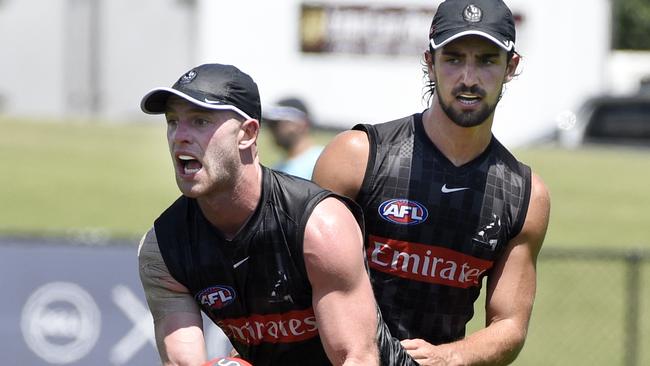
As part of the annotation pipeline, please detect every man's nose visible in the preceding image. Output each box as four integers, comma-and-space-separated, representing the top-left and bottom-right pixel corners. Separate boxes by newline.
171, 121, 191, 144
460, 63, 479, 86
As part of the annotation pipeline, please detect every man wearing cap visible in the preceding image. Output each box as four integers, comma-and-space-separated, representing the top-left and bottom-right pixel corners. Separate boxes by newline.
137, 63, 379, 366
313, 0, 550, 365
137, 63, 416, 366
262, 97, 324, 180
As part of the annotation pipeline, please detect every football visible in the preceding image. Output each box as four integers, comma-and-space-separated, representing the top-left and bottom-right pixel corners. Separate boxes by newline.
201, 357, 253, 366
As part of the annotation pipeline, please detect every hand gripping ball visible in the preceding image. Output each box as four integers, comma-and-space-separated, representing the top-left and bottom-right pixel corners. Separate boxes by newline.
202, 357, 253, 366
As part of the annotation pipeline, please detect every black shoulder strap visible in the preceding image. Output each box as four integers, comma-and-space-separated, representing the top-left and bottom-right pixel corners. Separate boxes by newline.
154, 196, 196, 289
352, 123, 378, 204
511, 163, 532, 239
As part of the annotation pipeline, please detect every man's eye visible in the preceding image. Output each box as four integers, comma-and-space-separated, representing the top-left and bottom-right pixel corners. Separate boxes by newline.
166, 119, 178, 127
194, 118, 210, 126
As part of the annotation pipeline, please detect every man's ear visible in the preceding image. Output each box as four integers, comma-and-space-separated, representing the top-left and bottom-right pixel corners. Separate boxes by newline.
425, 50, 435, 82
238, 119, 259, 150
504, 53, 520, 83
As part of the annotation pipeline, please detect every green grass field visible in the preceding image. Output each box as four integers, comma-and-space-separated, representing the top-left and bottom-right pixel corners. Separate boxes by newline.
3, 117, 649, 248
2, 117, 649, 365
0, 117, 338, 239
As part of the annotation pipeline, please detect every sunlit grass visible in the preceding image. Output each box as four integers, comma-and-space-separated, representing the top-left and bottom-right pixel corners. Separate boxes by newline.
3, 117, 649, 364
3, 117, 650, 248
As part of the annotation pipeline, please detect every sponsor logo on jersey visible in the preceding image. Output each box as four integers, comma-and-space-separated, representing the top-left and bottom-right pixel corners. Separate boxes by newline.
441, 184, 470, 193
196, 286, 236, 310
367, 235, 493, 288
378, 199, 428, 225
217, 308, 318, 345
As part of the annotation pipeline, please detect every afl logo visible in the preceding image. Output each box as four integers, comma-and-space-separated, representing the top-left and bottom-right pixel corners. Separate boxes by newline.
197, 286, 236, 310
378, 199, 428, 225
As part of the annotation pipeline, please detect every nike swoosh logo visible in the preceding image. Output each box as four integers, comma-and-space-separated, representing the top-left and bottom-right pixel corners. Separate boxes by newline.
233, 256, 249, 269
441, 184, 470, 193
204, 98, 222, 104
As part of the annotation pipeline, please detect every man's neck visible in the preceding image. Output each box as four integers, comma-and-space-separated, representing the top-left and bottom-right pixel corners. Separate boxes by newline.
422, 103, 494, 167
197, 163, 263, 240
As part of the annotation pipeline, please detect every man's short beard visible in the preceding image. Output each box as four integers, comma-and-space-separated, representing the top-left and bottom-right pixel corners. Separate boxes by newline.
437, 85, 502, 128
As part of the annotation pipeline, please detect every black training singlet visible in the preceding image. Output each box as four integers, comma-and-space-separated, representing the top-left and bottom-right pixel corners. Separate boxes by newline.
155, 167, 347, 365
354, 112, 532, 345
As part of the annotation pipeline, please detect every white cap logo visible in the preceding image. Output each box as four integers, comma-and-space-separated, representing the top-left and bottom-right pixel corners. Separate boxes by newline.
463, 5, 483, 23
180, 70, 197, 84
21, 282, 101, 364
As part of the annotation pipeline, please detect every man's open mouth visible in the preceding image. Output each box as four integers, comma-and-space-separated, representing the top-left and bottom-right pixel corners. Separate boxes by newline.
178, 154, 202, 175
457, 93, 481, 105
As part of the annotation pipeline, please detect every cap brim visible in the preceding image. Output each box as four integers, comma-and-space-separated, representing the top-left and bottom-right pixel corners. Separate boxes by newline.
140, 87, 253, 120
262, 105, 307, 123
430, 30, 514, 52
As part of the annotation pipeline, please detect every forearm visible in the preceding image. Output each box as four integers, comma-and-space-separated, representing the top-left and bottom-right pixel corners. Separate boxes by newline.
155, 313, 207, 366
315, 298, 379, 365
341, 354, 379, 366
439, 318, 527, 365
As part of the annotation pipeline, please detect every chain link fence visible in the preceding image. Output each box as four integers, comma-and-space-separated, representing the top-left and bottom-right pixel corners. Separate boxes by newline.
5, 237, 647, 365
470, 247, 650, 366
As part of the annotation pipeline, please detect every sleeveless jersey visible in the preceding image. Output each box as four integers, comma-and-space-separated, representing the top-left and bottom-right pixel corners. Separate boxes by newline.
354, 113, 532, 345
154, 167, 347, 365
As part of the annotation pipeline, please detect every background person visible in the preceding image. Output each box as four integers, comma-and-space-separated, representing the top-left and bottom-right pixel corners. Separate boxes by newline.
137, 63, 381, 366
262, 97, 324, 179
313, 0, 551, 365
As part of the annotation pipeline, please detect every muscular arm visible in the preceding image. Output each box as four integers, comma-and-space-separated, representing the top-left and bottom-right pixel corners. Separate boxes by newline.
138, 228, 207, 366
303, 197, 379, 365
312, 130, 369, 199
402, 173, 551, 365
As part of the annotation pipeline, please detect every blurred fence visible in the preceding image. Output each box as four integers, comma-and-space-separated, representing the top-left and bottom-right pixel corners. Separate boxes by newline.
0, 237, 230, 366
504, 247, 650, 366
3, 237, 648, 365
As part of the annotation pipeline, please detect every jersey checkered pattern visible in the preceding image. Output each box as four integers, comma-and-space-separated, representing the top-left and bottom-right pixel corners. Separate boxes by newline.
154, 168, 338, 365
354, 113, 531, 345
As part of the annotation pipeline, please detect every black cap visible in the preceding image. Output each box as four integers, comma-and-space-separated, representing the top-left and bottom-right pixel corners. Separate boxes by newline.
262, 97, 311, 125
140, 63, 261, 121
429, 0, 515, 52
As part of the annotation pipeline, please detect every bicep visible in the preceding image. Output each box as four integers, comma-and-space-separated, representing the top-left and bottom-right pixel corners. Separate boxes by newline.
303, 198, 379, 364
486, 173, 550, 327
138, 228, 206, 365
312, 130, 369, 200
303, 198, 368, 292
139, 228, 201, 320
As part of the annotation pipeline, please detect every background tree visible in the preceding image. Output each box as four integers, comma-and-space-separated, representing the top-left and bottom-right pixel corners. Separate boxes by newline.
612, 0, 650, 50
